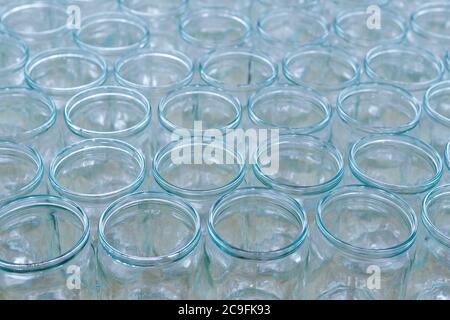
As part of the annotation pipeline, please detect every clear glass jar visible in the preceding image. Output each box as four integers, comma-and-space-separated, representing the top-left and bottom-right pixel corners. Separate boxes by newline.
282, 45, 361, 104
349, 134, 443, 214
152, 138, 246, 220
1, 1, 70, 54
364, 44, 444, 98
256, 9, 329, 63
0, 88, 62, 167
248, 85, 332, 140
421, 81, 450, 155
49, 138, 146, 235
252, 134, 344, 222
157, 85, 242, 150
97, 192, 202, 300
0, 142, 44, 206
307, 185, 417, 300
64, 0, 119, 15
73, 12, 149, 73
333, 8, 407, 59
205, 187, 309, 299
407, 185, 450, 299
0, 195, 96, 300
334, 83, 421, 159
188, 0, 253, 17
179, 9, 252, 62
25, 48, 108, 110
0, 34, 28, 86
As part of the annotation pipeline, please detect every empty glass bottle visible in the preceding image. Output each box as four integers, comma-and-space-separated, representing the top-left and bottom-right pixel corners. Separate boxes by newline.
0, 195, 96, 300
0, 34, 28, 87
205, 187, 309, 299
307, 185, 417, 300
97, 192, 202, 299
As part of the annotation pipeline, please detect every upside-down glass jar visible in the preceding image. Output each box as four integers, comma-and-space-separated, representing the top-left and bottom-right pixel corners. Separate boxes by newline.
333, 8, 407, 59
25, 48, 108, 110
49, 139, 146, 236
349, 134, 443, 215
97, 192, 202, 300
0, 1, 70, 54
0, 195, 96, 300
205, 187, 309, 300
307, 185, 417, 300
256, 9, 329, 63
252, 134, 344, 222
407, 185, 450, 300
0, 34, 28, 86
0, 142, 44, 206
0, 88, 62, 167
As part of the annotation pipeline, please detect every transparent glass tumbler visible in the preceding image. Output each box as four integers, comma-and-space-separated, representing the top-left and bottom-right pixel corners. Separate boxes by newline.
49, 138, 146, 235
307, 185, 417, 300
408, 185, 450, 300
0, 34, 28, 86
0, 195, 96, 300
205, 187, 309, 300
97, 192, 202, 300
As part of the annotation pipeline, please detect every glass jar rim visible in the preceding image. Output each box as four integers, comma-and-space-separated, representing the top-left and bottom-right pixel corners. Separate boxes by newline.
253, 134, 344, 195
98, 191, 201, 267
411, 3, 450, 42
282, 45, 361, 92
0, 195, 90, 273
248, 84, 332, 133
422, 184, 450, 249
337, 82, 421, 134
364, 44, 444, 92
349, 134, 443, 194
64, 86, 151, 139
199, 48, 278, 92
0, 34, 29, 74
180, 8, 252, 49
208, 187, 309, 261
158, 85, 242, 134
49, 138, 146, 202
424, 80, 450, 127
25, 48, 108, 95
317, 185, 417, 259
118, 0, 188, 18
73, 11, 150, 56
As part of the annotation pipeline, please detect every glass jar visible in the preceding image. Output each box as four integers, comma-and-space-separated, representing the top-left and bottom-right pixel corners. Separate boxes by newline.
0, 142, 44, 206
205, 187, 309, 299
0, 195, 96, 300
0, 34, 28, 86
307, 185, 417, 300
252, 0, 321, 25
179, 9, 252, 62
97, 192, 202, 300
1, 1, 70, 54
0, 88, 62, 167
49, 138, 146, 235
188, 0, 253, 17
364, 44, 444, 98
282, 45, 361, 105
152, 138, 246, 220
421, 81, 450, 155
73, 12, 149, 73
333, 8, 407, 59
407, 185, 450, 299
25, 48, 108, 110
256, 9, 329, 63
248, 85, 332, 140
349, 134, 443, 214
252, 134, 344, 222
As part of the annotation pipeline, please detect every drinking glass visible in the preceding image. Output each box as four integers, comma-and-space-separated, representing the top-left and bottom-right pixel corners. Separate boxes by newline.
25, 48, 108, 110
205, 187, 309, 299
408, 185, 450, 300
307, 185, 417, 300
97, 192, 202, 300
0, 34, 28, 86
49, 138, 146, 235
0, 1, 70, 54
0, 195, 96, 300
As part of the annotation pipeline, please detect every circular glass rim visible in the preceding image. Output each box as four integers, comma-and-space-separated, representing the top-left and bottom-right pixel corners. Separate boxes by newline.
0, 34, 29, 74
208, 187, 309, 261
423, 80, 450, 127
446, 141, 450, 171
0, 195, 90, 273
410, 3, 450, 42
118, 0, 188, 18
422, 184, 450, 249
